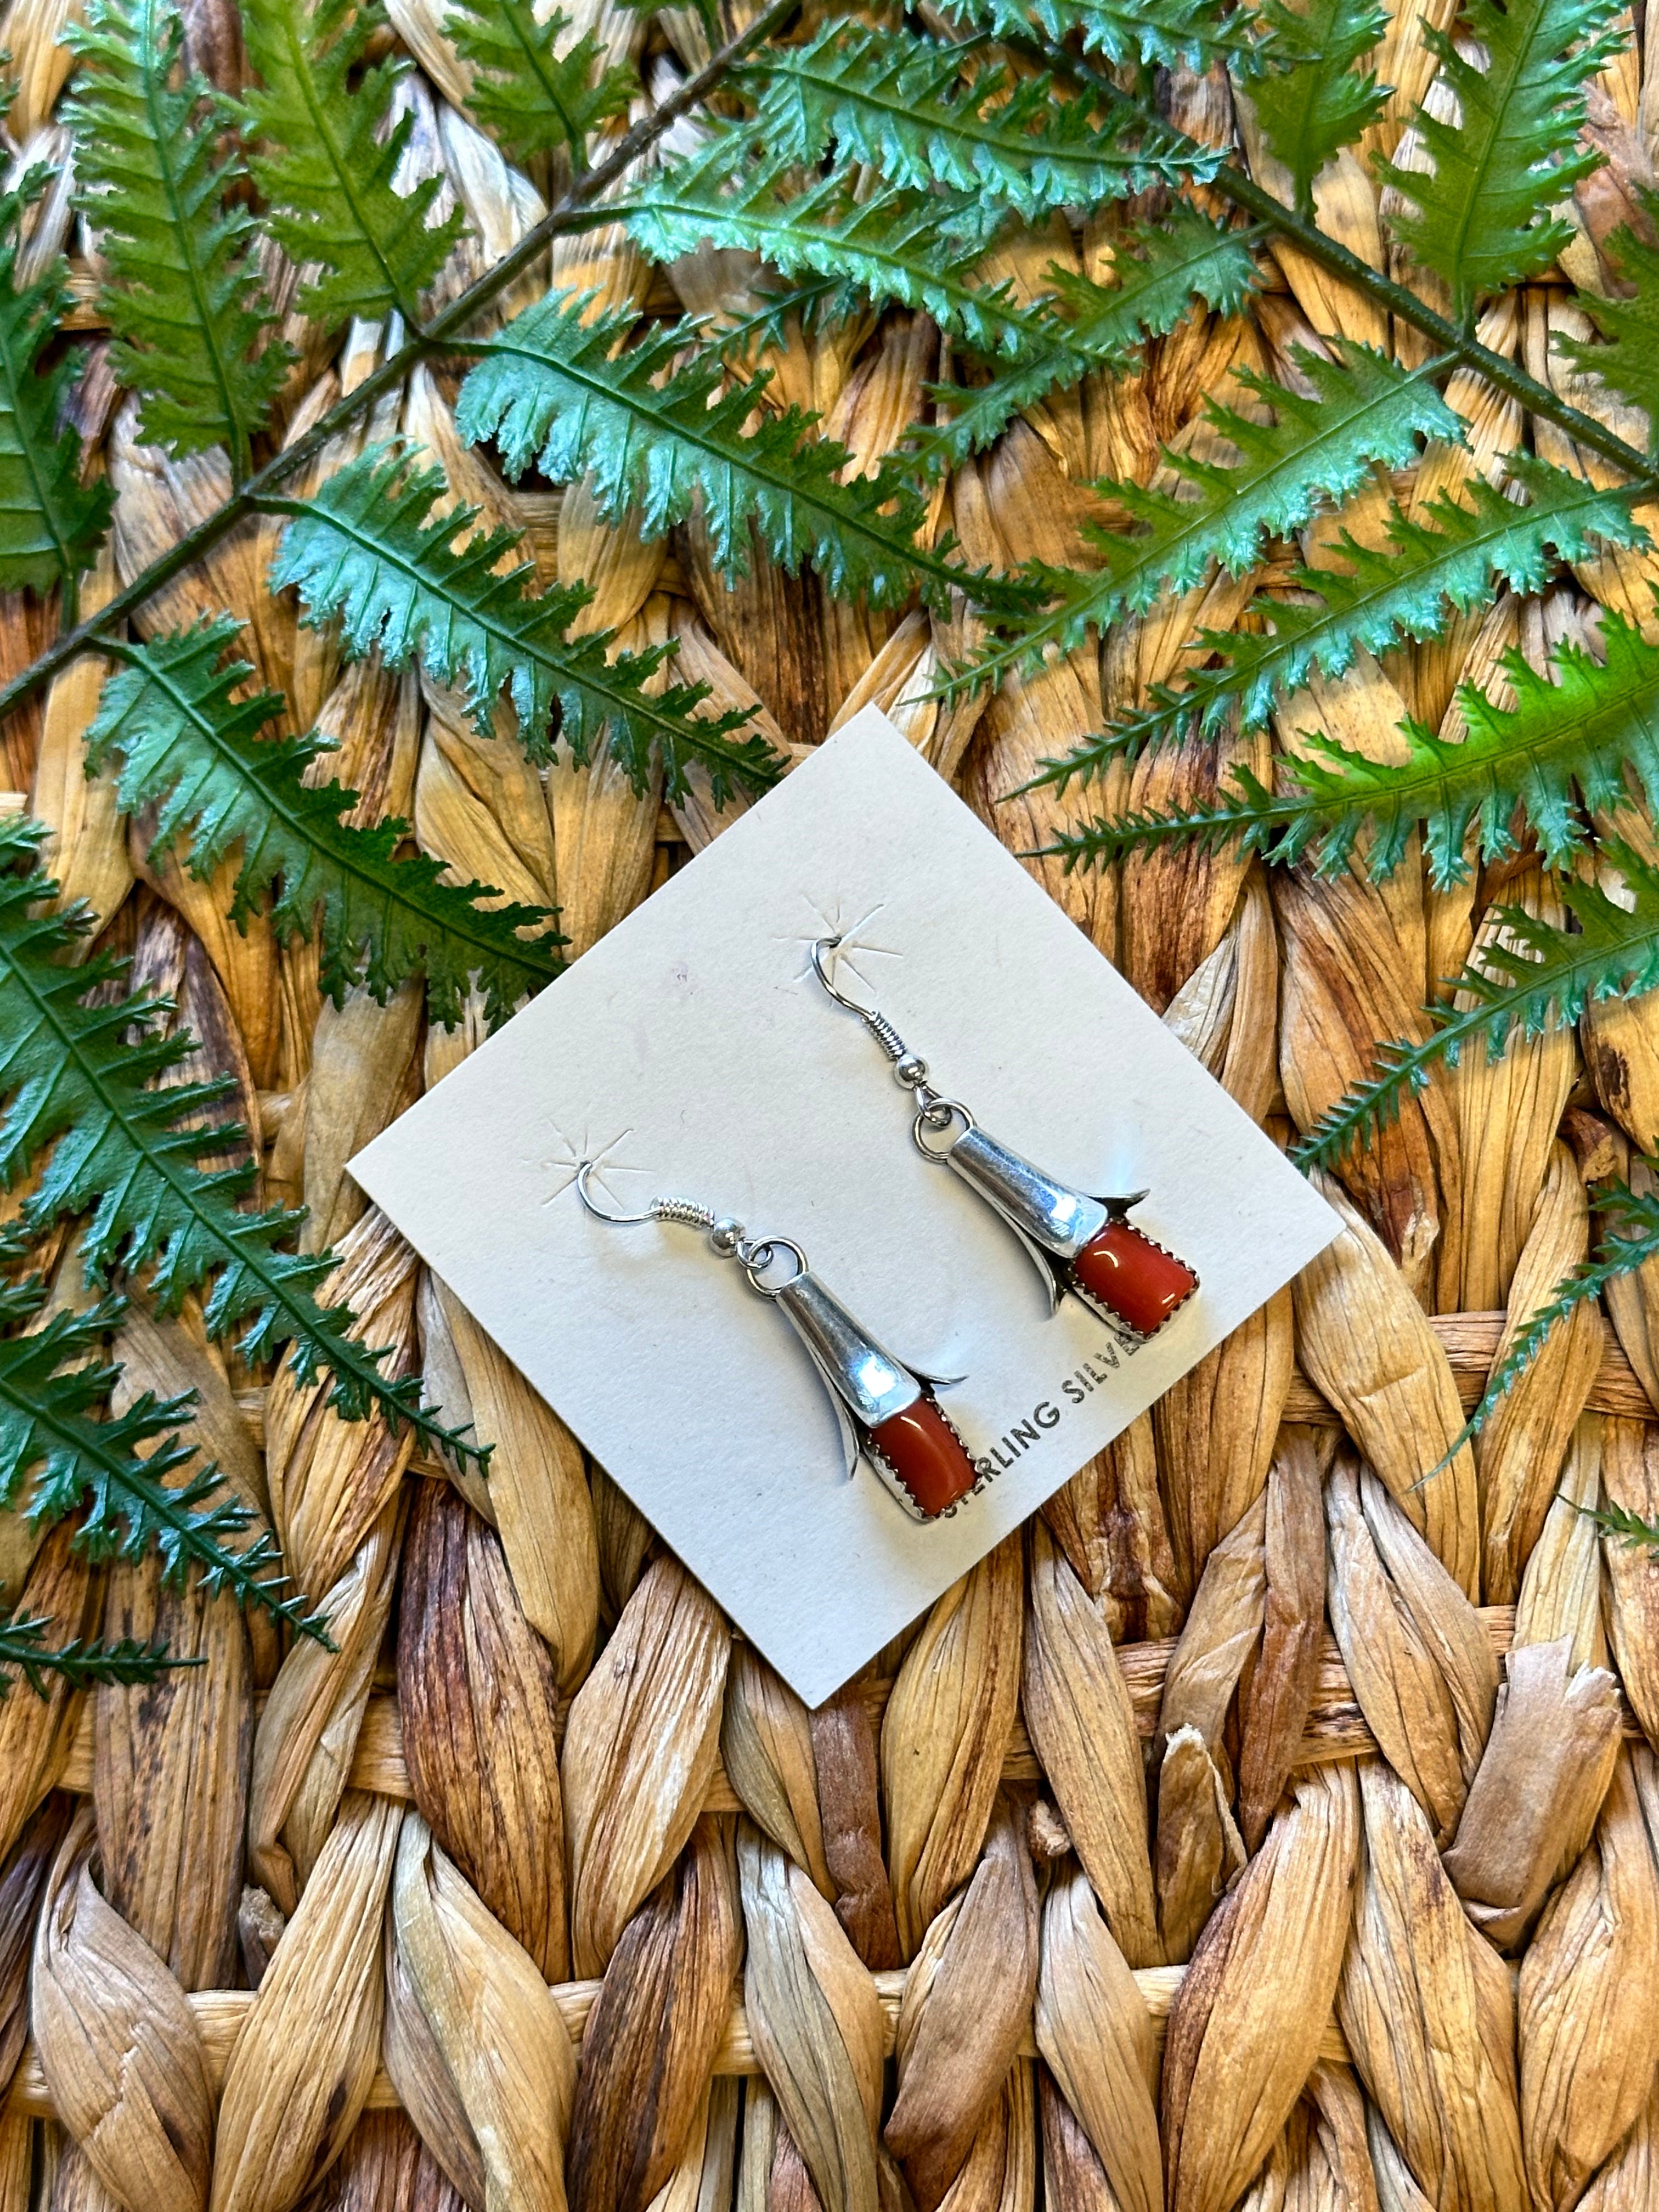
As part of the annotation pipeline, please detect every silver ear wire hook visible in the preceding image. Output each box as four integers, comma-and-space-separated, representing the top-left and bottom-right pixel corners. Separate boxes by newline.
811, 936, 975, 1156
811, 936, 918, 1074
808, 934, 860, 1013
574, 1159, 684, 1227
810, 935, 885, 1022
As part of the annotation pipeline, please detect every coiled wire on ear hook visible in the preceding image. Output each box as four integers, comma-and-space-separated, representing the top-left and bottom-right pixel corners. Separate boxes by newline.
811, 937, 913, 1068
573, 1160, 714, 1229
811, 937, 975, 1159
573, 1162, 805, 1293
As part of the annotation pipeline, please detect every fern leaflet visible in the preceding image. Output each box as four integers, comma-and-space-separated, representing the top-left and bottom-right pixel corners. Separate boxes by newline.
1251, 0, 1390, 212
0, 1273, 325, 1638
1589, 1498, 1659, 1550
621, 145, 1030, 356
1292, 846, 1659, 1168
66, 0, 286, 478
458, 292, 986, 611
1047, 600, 1659, 889
916, 208, 1260, 467
940, 0, 1255, 72
0, 176, 112, 593
1460, 1170, 1659, 1436
0, 816, 481, 1463
952, 342, 1461, 693
744, 21, 1214, 219
1378, 0, 1626, 320
0, 1614, 182, 1694
1029, 459, 1640, 805
88, 622, 564, 1028
449, 0, 635, 165
241, 0, 466, 324
1560, 206, 1659, 449
263, 448, 785, 806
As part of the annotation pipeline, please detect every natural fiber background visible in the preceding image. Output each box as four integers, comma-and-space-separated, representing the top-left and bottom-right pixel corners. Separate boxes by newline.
3, 0, 1658, 2208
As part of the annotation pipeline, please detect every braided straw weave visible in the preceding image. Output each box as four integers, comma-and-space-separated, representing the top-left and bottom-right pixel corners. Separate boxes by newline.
5, 0, 1659, 2208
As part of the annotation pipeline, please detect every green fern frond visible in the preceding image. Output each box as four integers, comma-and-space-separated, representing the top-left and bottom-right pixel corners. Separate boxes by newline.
1378, 0, 1626, 321
744, 21, 1214, 219
1027, 458, 1640, 803
457, 291, 988, 611
87, 622, 564, 1027
942, 0, 1255, 72
264, 447, 784, 806
950, 342, 1460, 694
0, 175, 111, 595
601, 131, 1251, 460
1292, 845, 1659, 1168
0, 1273, 324, 1638
1559, 204, 1659, 448
916, 207, 1260, 467
1251, 0, 1390, 212
1589, 1498, 1659, 1549
0, 1613, 184, 1695
1458, 1171, 1659, 1439
449, 0, 635, 165
241, 0, 466, 325
622, 143, 1028, 355
65, 0, 287, 477
1054, 600, 1659, 889
0, 815, 482, 1463
702, 274, 843, 362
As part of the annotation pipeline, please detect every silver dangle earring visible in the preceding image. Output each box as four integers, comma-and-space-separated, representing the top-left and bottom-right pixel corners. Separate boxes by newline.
810, 938, 1200, 1343
573, 1163, 983, 1522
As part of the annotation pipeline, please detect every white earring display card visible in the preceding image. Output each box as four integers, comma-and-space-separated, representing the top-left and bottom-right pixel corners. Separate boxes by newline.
352, 707, 1339, 1706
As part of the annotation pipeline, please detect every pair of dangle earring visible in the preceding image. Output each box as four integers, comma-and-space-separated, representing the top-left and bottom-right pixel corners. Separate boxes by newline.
573, 943, 1200, 1529
810, 938, 1199, 1342
574, 1165, 983, 1522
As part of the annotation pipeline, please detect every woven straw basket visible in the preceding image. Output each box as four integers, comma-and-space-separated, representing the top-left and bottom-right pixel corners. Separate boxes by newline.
3, 0, 1658, 2208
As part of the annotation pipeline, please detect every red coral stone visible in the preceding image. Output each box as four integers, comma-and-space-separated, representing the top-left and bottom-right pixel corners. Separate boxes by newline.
1070, 1221, 1198, 1336
869, 1395, 979, 1519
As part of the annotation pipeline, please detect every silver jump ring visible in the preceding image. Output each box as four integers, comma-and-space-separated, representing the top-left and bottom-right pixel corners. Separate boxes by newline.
741, 1236, 808, 1296
912, 1098, 974, 1160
